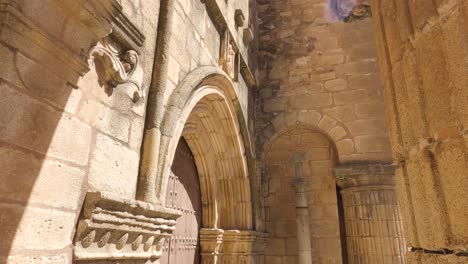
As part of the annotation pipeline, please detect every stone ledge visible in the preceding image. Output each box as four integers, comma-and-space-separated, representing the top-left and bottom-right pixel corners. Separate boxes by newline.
334, 162, 395, 189
73, 192, 181, 261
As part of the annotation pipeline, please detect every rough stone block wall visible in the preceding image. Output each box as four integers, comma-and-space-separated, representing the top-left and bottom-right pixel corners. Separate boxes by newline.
257, 0, 392, 163
264, 129, 343, 264
370, 0, 468, 262
0, 1, 160, 262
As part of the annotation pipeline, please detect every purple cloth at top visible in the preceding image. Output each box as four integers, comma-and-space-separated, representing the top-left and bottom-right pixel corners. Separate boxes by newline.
328, 0, 356, 21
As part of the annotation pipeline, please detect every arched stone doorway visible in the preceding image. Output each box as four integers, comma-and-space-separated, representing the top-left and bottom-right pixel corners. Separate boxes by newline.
148, 68, 262, 263
161, 137, 202, 264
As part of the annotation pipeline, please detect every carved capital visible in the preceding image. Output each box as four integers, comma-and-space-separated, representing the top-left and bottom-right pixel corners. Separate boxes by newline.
199, 229, 268, 264
200, 228, 224, 255
222, 230, 256, 255
292, 178, 308, 193
89, 41, 144, 102
73, 192, 181, 261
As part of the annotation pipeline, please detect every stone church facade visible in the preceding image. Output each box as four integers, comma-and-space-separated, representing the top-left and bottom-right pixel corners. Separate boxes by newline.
0, 0, 466, 264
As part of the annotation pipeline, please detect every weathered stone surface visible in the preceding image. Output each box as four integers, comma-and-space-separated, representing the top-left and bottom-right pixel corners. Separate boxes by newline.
0, 146, 85, 210
6, 254, 70, 264
0, 84, 92, 165
74, 192, 181, 261
95, 107, 132, 143
257, 0, 391, 168
6, 206, 77, 251
89, 133, 139, 199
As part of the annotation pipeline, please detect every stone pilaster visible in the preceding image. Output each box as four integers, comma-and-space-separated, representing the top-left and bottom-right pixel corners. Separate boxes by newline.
335, 163, 406, 264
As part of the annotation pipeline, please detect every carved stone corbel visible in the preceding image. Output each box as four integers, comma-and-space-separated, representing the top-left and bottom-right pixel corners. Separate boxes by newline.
89, 41, 144, 102
234, 9, 245, 28
219, 31, 238, 81
73, 192, 181, 261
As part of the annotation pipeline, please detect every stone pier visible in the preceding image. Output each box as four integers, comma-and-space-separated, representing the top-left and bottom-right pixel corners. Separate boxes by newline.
335, 163, 406, 264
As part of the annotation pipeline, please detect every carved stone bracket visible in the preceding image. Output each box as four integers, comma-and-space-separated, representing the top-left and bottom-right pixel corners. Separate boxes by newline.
89, 41, 144, 102
74, 192, 181, 261
234, 9, 245, 28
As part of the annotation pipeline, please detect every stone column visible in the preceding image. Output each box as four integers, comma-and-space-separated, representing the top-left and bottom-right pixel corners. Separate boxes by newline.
292, 151, 313, 264
200, 228, 224, 264
335, 163, 406, 264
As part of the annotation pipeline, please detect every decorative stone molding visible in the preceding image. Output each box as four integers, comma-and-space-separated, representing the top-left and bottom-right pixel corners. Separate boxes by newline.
335, 162, 395, 189
74, 192, 181, 261
203, 0, 256, 88
222, 230, 256, 256
0, 0, 145, 88
219, 31, 239, 81
200, 228, 267, 264
200, 228, 224, 264
89, 41, 144, 102
110, 1, 146, 49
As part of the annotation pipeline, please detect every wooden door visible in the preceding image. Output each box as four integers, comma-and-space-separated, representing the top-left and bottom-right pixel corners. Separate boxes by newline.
161, 137, 202, 264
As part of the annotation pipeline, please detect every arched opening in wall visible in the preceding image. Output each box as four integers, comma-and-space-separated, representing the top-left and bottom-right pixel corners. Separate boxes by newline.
160, 86, 252, 263
263, 127, 347, 263
161, 137, 202, 264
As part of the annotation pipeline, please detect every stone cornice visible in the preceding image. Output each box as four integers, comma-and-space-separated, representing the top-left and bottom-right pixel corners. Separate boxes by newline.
335, 162, 395, 189
0, 2, 91, 77
74, 192, 181, 261
110, 1, 145, 50
0, 0, 145, 82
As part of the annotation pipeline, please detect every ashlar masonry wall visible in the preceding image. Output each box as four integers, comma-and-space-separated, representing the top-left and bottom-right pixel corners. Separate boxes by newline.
0, 1, 160, 262
370, 0, 468, 262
